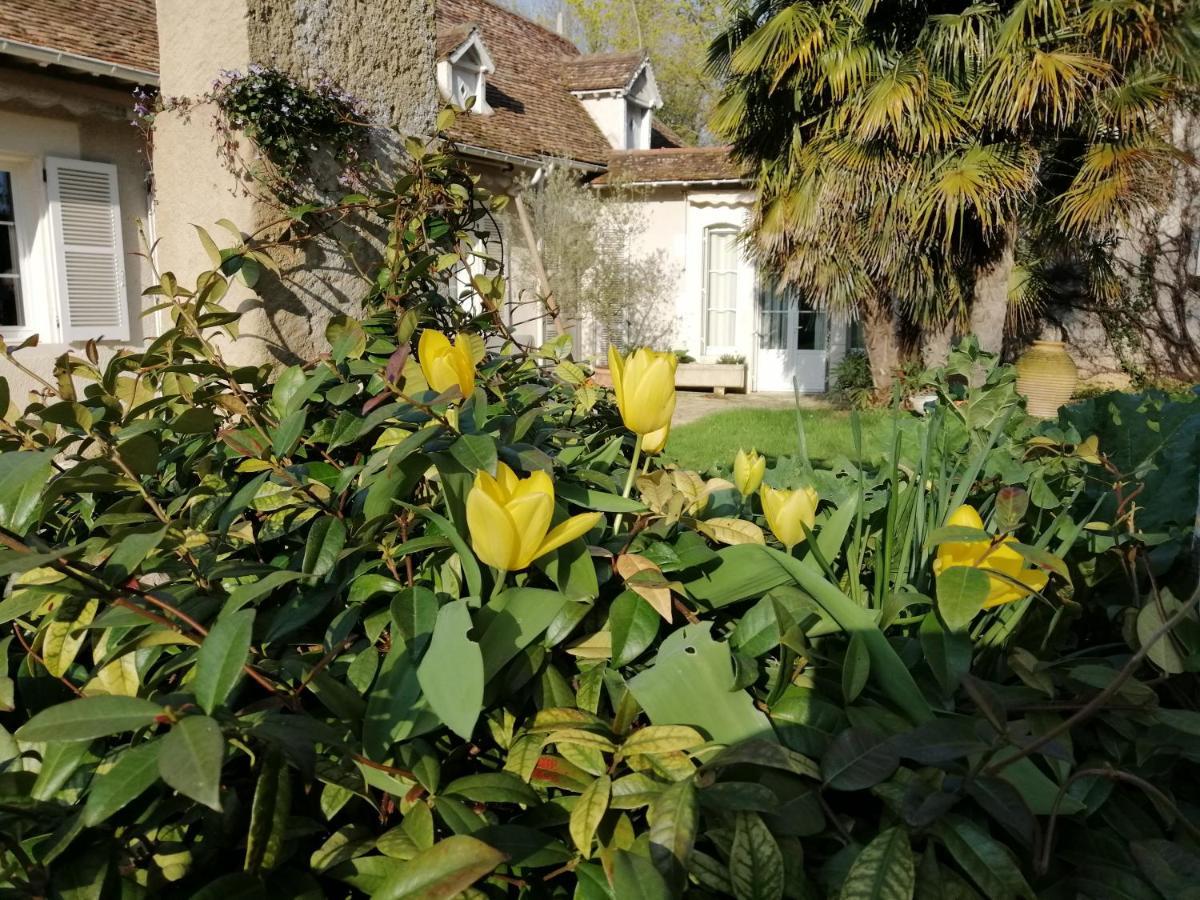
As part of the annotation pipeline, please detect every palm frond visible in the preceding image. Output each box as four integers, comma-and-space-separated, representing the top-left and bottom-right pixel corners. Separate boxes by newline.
730, 3, 830, 86
972, 48, 1112, 128
1055, 134, 1179, 233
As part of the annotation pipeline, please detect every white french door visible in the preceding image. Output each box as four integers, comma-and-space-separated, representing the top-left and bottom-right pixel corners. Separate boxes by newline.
754, 283, 828, 392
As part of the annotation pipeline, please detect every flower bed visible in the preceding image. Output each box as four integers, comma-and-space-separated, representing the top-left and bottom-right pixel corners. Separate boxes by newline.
0, 128, 1198, 899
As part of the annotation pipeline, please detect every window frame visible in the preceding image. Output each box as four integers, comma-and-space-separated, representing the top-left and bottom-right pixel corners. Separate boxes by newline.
0, 152, 55, 342
702, 224, 740, 353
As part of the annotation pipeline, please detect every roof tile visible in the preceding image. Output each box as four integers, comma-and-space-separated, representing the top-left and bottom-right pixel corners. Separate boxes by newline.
565, 51, 645, 92
597, 147, 746, 185
437, 0, 619, 165
0, 0, 158, 74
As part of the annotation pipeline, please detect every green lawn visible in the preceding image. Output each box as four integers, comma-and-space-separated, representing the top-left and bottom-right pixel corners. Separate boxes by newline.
665, 407, 893, 474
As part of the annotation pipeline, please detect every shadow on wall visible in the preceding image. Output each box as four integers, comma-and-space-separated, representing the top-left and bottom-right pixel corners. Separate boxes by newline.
1046, 118, 1200, 384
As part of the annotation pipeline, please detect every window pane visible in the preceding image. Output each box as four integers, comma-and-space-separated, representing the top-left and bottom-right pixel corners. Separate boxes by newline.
0, 277, 21, 327
0, 171, 20, 327
0, 224, 15, 274
707, 310, 735, 347
759, 282, 789, 350
705, 229, 739, 348
0, 171, 12, 222
797, 311, 824, 350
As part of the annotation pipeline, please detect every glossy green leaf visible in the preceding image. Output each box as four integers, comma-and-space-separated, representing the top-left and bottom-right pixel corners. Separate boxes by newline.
570, 775, 611, 857
648, 777, 698, 887
729, 811, 784, 900
17, 696, 162, 743
82, 740, 162, 826
372, 835, 507, 899
417, 600, 483, 740
936, 566, 991, 631
303, 517, 347, 577
821, 728, 899, 791
0, 450, 52, 533
627, 623, 773, 745
245, 750, 290, 873
841, 826, 915, 900
477, 588, 569, 681
610, 590, 660, 667
194, 609, 254, 713
159, 715, 224, 811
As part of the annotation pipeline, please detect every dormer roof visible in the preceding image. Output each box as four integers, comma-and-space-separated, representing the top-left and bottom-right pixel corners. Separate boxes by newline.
437, 23, 495, 74
435, 0, 678, 167
565, 51, 648, 93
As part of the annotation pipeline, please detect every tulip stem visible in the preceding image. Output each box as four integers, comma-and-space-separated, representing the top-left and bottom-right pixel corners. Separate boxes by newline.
612, 434, 643, 536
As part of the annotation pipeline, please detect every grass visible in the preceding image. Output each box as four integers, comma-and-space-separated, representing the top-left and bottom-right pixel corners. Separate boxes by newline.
665, 406, 894, 474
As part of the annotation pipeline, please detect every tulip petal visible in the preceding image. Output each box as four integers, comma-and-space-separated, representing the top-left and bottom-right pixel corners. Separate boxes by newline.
467, 481, 520, 570
947, 505, 985, 530
608, 346, 625, 413
474, 468, 508, 506
494, 462, 519, 497
536, 512, 603, 561
506, 490, 555, 570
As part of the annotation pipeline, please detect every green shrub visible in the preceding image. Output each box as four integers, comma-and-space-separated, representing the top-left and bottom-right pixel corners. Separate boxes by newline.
830, 349, 875, 408
1, 129, 1198, 900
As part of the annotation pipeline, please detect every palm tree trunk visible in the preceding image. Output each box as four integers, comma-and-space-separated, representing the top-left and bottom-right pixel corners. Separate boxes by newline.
860, 292, 901, 397
921, 319, 956, 367
970, 229, 1016, 355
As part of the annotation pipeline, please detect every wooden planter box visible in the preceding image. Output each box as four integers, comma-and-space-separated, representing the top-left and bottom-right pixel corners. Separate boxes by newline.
591, 363, 746, 396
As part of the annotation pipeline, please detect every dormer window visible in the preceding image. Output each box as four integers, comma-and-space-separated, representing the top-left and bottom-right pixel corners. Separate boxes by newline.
437, 27, 495, 114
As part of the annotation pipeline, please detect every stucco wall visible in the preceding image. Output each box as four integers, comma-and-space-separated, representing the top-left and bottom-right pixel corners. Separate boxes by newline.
1050, 112, 1200, 385
0, 65, 154, 400
154, 0, 436, 368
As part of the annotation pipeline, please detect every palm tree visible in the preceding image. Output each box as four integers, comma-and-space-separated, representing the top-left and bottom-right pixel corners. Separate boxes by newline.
710, 0, 1200, 390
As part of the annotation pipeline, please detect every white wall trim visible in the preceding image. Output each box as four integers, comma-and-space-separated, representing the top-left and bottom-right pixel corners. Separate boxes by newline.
0, 39, 158, 86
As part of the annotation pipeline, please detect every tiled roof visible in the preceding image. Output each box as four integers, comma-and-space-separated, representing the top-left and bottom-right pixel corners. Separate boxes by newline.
0, 0, 158, 74
437, 23, 477, 61
596, 147, 747, 185
565, 51, 646, 92
437, 0, 619, 166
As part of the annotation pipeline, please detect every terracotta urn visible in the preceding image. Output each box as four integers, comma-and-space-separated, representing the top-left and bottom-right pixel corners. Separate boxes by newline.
1016, 340, 1078, 418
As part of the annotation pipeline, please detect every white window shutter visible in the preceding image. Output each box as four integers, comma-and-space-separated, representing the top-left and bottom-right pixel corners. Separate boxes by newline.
46, 158, 129, 342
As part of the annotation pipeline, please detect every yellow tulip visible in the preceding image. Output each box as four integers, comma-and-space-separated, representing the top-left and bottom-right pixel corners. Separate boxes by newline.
733, 448, 766, 497
933, 505, 1049, 608
642, 422, 670, 455
760, 485, 819, 550
466, 463, 602, 571
608, 346, 677, 436
418, 329, 476, 399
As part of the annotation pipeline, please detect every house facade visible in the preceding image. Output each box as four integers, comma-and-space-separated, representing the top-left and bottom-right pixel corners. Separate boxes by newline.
0, 1, 158, 397
435, 0, 856, 393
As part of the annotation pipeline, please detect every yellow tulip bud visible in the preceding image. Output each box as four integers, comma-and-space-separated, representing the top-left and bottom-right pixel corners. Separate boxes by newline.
466, 463, 602, 571
760, 485, 819, 550
418, 329, 476, 399
932, 504, 1049, 608
642, 422, 670, 455
607, 346, 677, 436
733, 448, 766, 497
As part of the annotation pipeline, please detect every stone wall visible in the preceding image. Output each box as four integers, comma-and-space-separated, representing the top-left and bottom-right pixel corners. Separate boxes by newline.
1048, 112, 1200, 387
153, 0, 436, 367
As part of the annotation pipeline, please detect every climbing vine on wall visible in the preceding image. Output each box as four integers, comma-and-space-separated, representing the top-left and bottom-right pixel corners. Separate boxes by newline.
141, 64, 369, 202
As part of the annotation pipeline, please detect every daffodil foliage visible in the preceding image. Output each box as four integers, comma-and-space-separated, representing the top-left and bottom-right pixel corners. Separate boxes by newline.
0, 131, 1199, 900
710, 0, 1200, 354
